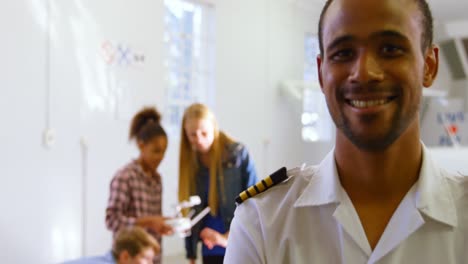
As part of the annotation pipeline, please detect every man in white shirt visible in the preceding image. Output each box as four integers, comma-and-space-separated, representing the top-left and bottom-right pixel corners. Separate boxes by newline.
224, 0, 468, 263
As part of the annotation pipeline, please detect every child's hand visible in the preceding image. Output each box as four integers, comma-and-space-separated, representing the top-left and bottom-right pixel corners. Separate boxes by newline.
151, 216, 174, 235
139, 216, 174, 235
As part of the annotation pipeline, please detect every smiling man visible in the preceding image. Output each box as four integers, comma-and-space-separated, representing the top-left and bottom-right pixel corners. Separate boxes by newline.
224, 0, 468, 263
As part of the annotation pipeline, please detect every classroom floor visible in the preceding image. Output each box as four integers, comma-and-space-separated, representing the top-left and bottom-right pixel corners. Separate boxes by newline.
163, 254, 202, 264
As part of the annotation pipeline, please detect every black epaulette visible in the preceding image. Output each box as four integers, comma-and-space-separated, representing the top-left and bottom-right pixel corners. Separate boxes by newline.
235, 167, 288, 205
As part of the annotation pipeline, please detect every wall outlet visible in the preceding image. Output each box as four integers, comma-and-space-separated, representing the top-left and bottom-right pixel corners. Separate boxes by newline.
43, 128, 56, 148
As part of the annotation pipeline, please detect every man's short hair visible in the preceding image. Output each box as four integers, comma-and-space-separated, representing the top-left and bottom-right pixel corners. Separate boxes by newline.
111, 226, 160, 259
317, 0, 434, 55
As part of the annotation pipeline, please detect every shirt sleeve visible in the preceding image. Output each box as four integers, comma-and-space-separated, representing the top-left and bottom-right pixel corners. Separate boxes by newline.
105, 173, 137, 233
224, 201, 265, 264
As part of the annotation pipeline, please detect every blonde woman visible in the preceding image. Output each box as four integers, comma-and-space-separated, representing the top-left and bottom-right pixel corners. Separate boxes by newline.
179, 103, 258, 264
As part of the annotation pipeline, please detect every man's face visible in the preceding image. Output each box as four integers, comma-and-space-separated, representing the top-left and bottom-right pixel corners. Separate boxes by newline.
317, 0, 438, 151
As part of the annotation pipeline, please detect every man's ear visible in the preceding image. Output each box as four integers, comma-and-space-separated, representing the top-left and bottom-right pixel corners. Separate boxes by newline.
118, 250, 130, 264
423, 45, 439, 88
317, 55, 324, 92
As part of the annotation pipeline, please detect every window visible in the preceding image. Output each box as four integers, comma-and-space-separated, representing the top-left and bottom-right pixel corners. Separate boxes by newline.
163, 0, 215, 135
304, 34, 320, 83
302, 33, 332, 142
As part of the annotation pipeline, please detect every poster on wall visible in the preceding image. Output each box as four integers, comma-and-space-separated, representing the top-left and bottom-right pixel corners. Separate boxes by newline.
420, 98, 467, 146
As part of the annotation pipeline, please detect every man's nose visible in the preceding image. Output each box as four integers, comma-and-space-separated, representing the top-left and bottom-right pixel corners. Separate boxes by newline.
348, 51, 384, 84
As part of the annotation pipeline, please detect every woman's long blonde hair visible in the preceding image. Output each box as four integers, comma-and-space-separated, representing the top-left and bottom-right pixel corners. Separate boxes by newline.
178, 103, 234, 215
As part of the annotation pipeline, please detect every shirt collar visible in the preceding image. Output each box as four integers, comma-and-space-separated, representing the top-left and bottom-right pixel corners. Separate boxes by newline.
294, 145, 458, 227
132, 160, 161, 184
294, 148, 342, 207
414, 145, 457, 227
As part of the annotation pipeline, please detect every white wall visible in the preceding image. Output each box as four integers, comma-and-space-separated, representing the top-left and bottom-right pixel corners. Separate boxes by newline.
0, 0, 83, 262
436, 19, 468, 110
51, 0, 170, 258
0, 0, 170, 262
215, 0, 333, 177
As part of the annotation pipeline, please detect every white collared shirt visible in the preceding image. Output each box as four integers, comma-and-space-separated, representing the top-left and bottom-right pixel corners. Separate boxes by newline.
224, 146, 468, 264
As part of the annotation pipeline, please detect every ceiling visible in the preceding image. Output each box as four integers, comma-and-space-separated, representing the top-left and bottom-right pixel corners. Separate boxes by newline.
427, 0, 468, 23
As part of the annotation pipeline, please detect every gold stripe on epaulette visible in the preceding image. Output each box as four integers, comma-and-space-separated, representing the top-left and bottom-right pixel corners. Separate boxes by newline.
235, 167, 288, 205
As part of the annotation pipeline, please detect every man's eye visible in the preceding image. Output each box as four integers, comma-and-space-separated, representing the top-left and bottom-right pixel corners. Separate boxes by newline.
381, 45, 404, 56
330, 49, 353, 61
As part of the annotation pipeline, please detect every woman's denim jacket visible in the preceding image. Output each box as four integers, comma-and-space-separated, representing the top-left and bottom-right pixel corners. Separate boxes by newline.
185, 142, 258, 259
